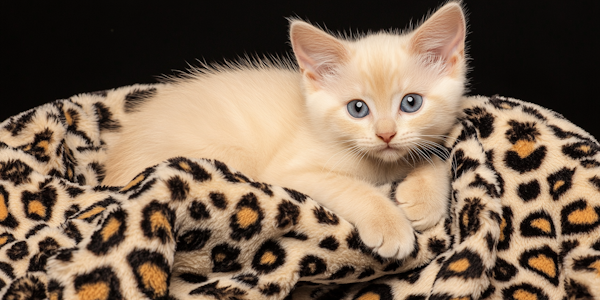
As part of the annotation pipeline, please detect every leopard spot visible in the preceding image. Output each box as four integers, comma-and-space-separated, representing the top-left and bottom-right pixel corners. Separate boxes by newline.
528, 254, 556, 278
568, 205, 598, 225
120, 174, 145, 192
101, 218, 121, 242
237, 207, 258, 229
78, 206, 106, 220
513, 289, 537, 300
512, 140, 536, 158
519, 246, 559, 285
356, 292, 380, 300
531, 219, 551, 233
138, 262, 168, 297
78, 282, 109, 300
448, 258, 470, 273
28, 200, 46, 218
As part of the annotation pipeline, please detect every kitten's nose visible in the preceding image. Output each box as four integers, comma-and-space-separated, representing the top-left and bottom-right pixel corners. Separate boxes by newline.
377, 132, 396, 143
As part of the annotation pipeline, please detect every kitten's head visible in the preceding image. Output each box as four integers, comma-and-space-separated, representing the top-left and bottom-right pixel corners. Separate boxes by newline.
290, 2, 467, 163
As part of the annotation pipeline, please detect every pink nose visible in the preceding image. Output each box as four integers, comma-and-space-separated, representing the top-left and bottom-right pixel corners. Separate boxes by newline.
377, 132, 396, 143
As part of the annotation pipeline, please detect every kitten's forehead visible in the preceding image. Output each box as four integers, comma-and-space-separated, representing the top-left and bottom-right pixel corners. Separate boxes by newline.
347, 33, 441, 110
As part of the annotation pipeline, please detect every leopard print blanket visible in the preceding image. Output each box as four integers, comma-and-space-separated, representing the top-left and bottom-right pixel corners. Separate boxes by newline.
0, 85, 598, 300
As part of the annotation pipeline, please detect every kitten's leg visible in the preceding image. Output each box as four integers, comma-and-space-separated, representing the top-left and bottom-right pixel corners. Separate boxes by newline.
280, 172, 416, 260
395, 156, 450, 231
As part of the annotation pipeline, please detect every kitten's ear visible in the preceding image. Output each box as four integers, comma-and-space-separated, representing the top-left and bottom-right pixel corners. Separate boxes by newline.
410, 2, 466, 69
290, 20, 349, 85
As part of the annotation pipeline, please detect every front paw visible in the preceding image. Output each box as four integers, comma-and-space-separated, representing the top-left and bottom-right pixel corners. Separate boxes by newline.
356, 208, 415, 260
398, 196, 447, 231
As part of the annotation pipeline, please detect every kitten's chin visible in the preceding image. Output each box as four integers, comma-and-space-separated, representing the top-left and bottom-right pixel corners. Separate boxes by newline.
373, 147, 406, 162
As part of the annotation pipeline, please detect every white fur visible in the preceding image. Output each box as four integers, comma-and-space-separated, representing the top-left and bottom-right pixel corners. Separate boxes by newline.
104, 2, 467, 260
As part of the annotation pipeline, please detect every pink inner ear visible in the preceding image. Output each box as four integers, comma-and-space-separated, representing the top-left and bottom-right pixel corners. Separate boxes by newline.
410, 3, 466, 60
290, 21, 349, 81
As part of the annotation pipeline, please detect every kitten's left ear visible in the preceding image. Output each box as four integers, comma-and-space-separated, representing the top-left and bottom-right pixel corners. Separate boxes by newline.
289, 20, 349, 86
410, 2, 467, 70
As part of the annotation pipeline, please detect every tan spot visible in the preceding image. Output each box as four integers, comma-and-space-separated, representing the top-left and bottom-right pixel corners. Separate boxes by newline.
101, 217, 121, 242
462, 212, 469, 227
77, 282, 109, 300
64, 110, 73, 126
450, 297, 470, 300
120, 174, 145, 192
553, 180, 565, 192
22, 144, 31, 151
308, 263, 316, 273
528, 254, 556, 277
579, 145, 591, 154
500, 218, 507, 242
0, 236, 8, 247
150, 211, 171, 237
531, 218, 551, 233
260, 251, 277, 265
0, 193, 8, 221
28, 200, 46, 218
568, 206, 598, 225
589, 260, 600, 277
356, 292, 380, 300
49, 291, 59, 300
78, 206, 106, 220
215, 253, 226, 262
67, 167, 73, 179
448, 258, 470, 273
178, 162, 191, 172
138, 262, 168, 296
512, 140, 536, 158
501, 103, 513, 109
37, 140, 50, 152
513, 289, 538, 300
236, 207, 258, 228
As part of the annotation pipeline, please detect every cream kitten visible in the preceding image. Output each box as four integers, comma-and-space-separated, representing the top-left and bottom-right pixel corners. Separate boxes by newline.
103, 2, 467, 260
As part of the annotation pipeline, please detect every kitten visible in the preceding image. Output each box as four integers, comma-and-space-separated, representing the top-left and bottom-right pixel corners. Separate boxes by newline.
103, 2, 467, 260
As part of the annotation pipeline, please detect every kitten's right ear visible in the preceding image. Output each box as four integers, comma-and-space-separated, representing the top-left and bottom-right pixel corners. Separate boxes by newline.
290, 20, 349, 86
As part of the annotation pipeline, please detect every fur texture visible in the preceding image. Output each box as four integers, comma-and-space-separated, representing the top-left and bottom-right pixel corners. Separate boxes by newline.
103, 2, 467, 260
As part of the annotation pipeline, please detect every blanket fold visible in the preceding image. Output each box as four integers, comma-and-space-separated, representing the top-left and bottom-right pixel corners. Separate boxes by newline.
0, 85, 598, 299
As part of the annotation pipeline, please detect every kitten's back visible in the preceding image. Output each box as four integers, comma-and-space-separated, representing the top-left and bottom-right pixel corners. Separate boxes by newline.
103, 64, 305, 185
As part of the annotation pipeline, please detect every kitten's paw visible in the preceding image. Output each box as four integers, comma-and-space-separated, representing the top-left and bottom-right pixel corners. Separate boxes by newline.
398, 197, 447, 231
356, 209, 415, 260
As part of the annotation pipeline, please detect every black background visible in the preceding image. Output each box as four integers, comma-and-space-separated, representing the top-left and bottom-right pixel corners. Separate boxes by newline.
2, 1, 599, 138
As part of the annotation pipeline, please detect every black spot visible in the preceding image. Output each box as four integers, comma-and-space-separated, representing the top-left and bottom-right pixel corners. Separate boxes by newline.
560, 240, 579, 258
21, 185, 57, 221
7, 241, 29, 261
489, 95, 519, 110
517, 180, 540, 202
0, 233, 16, 249
562, 141, 600, 159
252, 240, 286, 274
213, 160, 242, 183
0, 159, 33, 186
357, 268, 375, 279
0, 261, 15, 279
437, 249, 484, 280
63, 221, 83, 243
88, 162, 106, 183
55, 248, 76, 262
166, 176, 189, 201
283, 230, 308, 240
167, 157, 212, 182
464, 106, 495, 138
498, 206, 513, 251
87, 208, 127, 255
504, 146, 547, 174
313, 206, 339, 225
352, 284, 393, 300
233, 273, 258, 287
328, 265, 354, 280
318, 236, 339, 251
209, 192, 227, 209
64, 204, 80, 219
4, 110, 36, 136
565, 279, 593, 300
94, 102, 121, 131
249, 181, 274, 196
502, 283, 549, 300
283, 187, 308, 203
493, 258, 518, 282
519, 246, 560, 286
142, 201, 176, 244
230, 193, 264, 241
428, 238, 447, 255
276, 200, 300, 228
20, 128, 54, 162
548, 168, 576, 201
452, 149, 480, 180
485, 232, 495, 252
406, 296, 427, 300
561, 199, 600, 235
384, 260, 402, 272
189, 200, 210, 220
179, 273, 208, 284
468, 174, 499, 198
127, 249, 171, 299
593, 239, 600, 252
396, 265, 425, 284
189, 281, 245, 298
582, 159, 600, 168
0, 185, 19, 229
124, 87, 157, 113
480, 285, 496, 300
211, 243, 242, 273
74, 267, 123, 300
521, 105, 547, 121
520, 210, 556, 238
128, 178, 158, 200
314, 286, 350, 300
47, 280, 64, 300
176, 229, 211, 252
4, 275, 47, 300
459, 197, 484, 242
259, 282, 281, 296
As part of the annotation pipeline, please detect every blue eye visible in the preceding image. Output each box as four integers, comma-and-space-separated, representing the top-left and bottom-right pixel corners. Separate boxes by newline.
347, 100, 369, 118
400, 94, 423, 113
